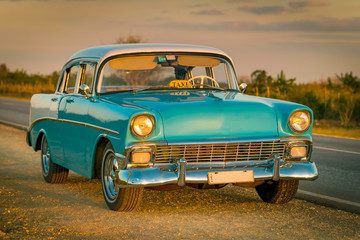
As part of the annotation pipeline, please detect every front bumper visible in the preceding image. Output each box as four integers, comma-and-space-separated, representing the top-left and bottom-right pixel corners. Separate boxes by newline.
115, 155, 318, 188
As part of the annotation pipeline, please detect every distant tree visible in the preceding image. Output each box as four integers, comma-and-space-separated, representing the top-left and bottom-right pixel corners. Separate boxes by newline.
273, 70, 296, 96
0, 63, 9, 78
327, 77, 334, 90
250, 70, 273, 96
50, 71, 60, 86
299, 91, 325, 120
337, 94, 354, 128
115, 34, 147, 44
336, 72, 359, 93
333, 72, 359, 127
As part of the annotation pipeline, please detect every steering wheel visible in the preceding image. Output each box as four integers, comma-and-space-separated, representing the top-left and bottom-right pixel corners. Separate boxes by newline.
188, 76, 220, 88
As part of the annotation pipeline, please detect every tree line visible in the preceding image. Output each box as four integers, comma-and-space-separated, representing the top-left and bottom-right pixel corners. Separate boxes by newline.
0, 63, 359, 127
240, 70, 359, 127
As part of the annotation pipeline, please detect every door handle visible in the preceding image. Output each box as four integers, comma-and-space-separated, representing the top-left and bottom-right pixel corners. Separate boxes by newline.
51, 98, 58, 102
66, 98, 74, 103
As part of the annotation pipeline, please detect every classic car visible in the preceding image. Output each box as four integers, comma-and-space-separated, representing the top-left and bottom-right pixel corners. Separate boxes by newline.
27, 44, 318, 211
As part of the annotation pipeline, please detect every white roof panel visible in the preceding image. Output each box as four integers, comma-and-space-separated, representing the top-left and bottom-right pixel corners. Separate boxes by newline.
68, 43, 232, 63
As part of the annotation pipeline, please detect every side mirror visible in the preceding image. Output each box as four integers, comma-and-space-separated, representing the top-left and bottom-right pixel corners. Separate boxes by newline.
79, 84, 91, 98
239, 83, 247, 93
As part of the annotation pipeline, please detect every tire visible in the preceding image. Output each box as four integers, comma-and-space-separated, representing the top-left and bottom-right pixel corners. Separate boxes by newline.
41, 135, 69, 183
255, 179, 299, 204
101, 142, 143, 211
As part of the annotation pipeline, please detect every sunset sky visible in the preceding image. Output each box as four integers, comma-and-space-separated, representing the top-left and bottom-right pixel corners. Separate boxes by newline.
0, 0, 359, 83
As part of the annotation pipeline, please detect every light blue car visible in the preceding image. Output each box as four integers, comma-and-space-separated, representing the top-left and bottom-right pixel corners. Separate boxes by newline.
27, 44, 318, 211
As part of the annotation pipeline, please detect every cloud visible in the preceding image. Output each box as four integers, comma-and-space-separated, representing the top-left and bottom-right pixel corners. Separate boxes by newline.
191, 9, 224, 15
288, 1, 330, 9
219, 17, 360, 33
239, 6, 285, 15
189, 3, 208, 8
159, 17, 360, 33
237, 1, 330, 15
300, 33, 360, 41
226, 0, 256, 2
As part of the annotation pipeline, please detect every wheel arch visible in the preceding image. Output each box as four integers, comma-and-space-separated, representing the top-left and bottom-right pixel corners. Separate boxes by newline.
34, 130, 47, 152
92, 136, 111, 179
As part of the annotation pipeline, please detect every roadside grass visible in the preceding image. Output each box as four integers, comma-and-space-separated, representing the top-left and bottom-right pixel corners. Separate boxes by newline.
0, 81, 54, 100
313, 120, 360, 139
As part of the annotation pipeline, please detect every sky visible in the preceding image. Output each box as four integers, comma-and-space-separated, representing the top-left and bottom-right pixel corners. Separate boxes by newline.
0, 0, 359, 83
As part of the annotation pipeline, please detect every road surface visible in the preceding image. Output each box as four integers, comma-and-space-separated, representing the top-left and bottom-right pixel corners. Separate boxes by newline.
0, 97, 359, 214
1, 124, 359, 239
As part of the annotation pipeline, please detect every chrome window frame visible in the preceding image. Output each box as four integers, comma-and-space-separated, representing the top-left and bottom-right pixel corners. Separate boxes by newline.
95, 52, 240, 96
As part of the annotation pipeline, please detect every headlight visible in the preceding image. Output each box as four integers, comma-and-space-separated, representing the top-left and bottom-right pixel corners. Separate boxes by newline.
289, 111, 311, 133
131, 115, 155, 138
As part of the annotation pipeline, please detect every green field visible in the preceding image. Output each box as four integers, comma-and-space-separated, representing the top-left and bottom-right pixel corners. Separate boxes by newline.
313, 120, 360, 139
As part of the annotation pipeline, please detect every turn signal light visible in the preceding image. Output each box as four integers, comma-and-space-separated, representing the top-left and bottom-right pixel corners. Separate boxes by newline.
132, 152, 151, 164
290, 146, 307, 158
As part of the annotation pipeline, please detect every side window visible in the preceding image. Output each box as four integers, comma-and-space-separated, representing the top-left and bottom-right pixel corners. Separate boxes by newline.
56, 72, 65, 92
79, 64, 95, 94
65, 65, 80, 94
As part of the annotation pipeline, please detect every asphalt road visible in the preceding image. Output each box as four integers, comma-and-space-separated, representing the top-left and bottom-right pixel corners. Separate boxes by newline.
0, 97, 30, 128
0, 97, 359, 214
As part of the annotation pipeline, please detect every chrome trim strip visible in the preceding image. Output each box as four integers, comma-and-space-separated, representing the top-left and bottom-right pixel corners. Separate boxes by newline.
279, 136, 312, 142
125, 137, 282, 150
28, 117, 119, 135
165, 137, 281, 145
115, 156, 318, 188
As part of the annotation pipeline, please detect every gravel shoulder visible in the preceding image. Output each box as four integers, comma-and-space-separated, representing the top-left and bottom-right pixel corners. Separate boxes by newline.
0, 124, 359, 239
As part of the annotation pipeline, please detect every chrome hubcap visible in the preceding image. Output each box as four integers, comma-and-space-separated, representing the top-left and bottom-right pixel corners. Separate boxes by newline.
104, 153, 119, 200
41, 138, 50, 176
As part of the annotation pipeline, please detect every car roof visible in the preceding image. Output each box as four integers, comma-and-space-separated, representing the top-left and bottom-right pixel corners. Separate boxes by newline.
68, 43, 232, 63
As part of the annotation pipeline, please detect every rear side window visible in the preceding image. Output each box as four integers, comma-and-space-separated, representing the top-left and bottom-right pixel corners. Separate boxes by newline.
65, 65, 79, 94
79, 63, 95, 94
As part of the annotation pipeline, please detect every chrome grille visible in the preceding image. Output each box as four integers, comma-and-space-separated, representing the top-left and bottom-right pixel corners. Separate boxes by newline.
155, 141, 286, 164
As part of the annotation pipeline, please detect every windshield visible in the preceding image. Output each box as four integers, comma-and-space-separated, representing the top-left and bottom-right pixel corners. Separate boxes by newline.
98, 53, 238, 94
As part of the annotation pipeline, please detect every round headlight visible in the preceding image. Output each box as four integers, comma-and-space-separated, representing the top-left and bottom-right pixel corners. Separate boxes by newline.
131, 115, 155, 138
289, 111, 311, 133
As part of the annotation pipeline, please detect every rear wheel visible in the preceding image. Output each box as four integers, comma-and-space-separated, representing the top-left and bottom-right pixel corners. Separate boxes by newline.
101, 142, 143, 211
255, 179, 299, 204
41, 135, 69, 183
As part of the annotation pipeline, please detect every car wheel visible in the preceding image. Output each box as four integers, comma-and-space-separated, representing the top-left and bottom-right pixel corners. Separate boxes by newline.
41, 135, 69, 183
101, 142, 143, 211
255, 179, 299, 204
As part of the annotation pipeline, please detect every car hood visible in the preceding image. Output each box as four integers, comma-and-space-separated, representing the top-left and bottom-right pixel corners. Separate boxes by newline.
102, 91, 279, 142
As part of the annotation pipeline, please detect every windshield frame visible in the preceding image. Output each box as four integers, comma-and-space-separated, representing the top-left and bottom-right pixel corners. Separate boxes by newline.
96, 52, 239, 96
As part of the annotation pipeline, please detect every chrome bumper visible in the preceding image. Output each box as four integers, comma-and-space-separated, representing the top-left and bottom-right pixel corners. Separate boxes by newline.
115, 155, 318, 188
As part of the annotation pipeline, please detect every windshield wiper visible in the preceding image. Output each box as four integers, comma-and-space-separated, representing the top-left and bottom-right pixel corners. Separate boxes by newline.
190, 84, 227, 92
194, 87, 240, 93
133, 85, 180, 93
132, 85, 240, 94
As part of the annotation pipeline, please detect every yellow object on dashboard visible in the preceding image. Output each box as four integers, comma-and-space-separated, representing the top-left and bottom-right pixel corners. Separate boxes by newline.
169, 80, 192, 88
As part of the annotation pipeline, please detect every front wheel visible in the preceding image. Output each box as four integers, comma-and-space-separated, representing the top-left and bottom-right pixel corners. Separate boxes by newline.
40, 135, 69, 183
101, 142, 143, 211
255, 179, 299, 204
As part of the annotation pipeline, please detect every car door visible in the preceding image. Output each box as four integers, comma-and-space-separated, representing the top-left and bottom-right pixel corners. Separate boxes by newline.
58, 62, 96, 177
39, 71, 66, 166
